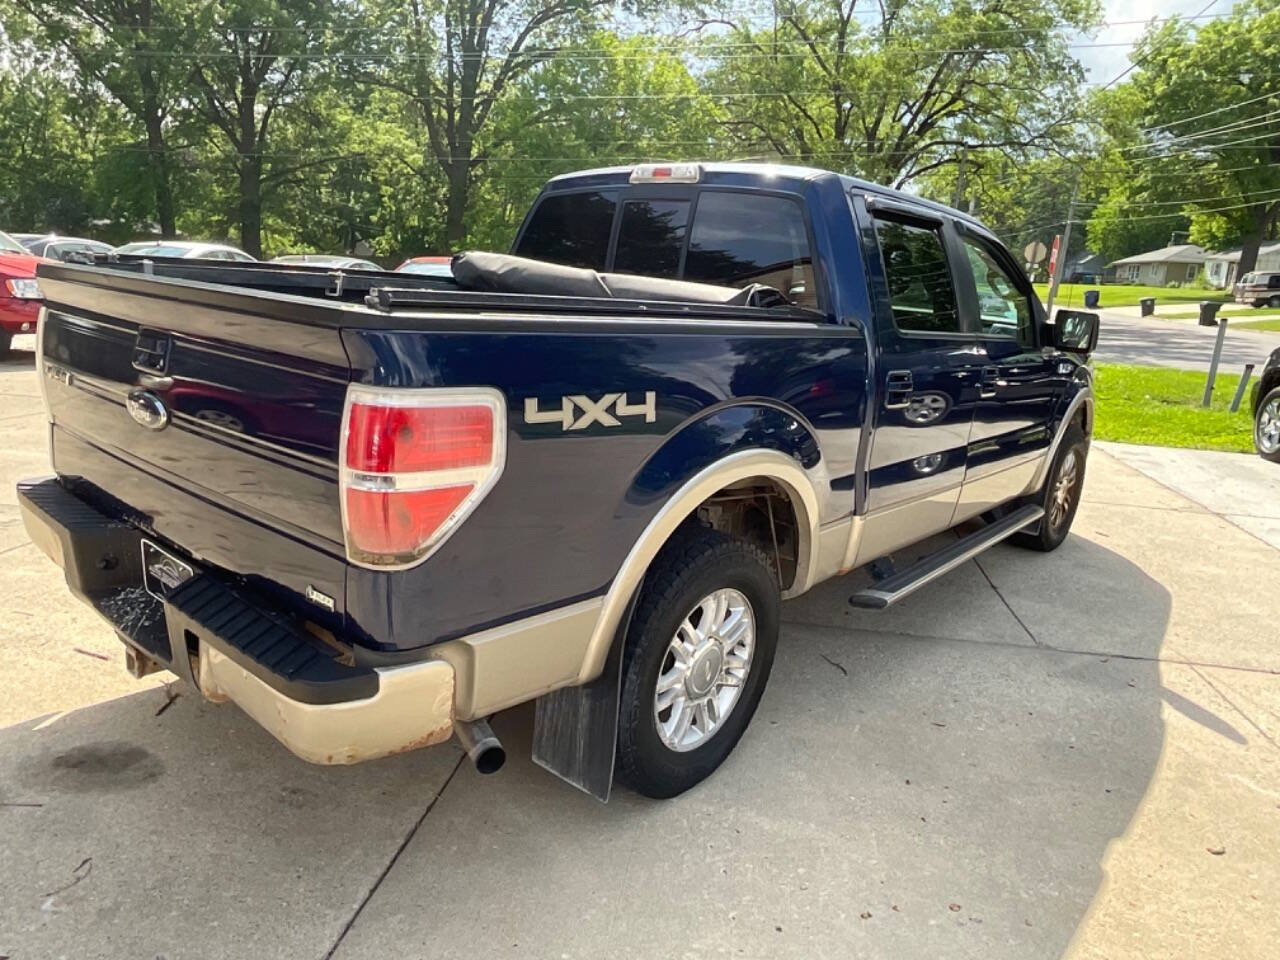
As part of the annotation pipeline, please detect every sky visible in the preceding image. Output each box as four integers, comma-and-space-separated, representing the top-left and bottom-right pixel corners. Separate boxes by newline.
1075, 0, 1224, 83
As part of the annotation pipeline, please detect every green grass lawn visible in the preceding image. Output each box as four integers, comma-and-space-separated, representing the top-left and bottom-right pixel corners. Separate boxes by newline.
1158, 307, 1280, 321
1031, 283, 1230, 308
1228, 316, 1280, 332
1093, 363, 1254, 453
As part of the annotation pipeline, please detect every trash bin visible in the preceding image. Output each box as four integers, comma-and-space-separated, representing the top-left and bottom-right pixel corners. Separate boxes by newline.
1198, 301, 1223, 326
1083, 289, 1100, 309
1140, 297, 1156, 317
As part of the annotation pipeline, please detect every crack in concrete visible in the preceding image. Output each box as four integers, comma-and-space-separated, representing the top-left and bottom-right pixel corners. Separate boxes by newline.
972, 555, 1040, 646
782, 616, 1280, 677
321, 752, 467, 960
1187, 663, 1280, 754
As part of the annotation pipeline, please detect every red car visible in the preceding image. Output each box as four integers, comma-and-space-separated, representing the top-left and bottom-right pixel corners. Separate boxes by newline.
1, 230, 43, 355
394, 254, 453, 278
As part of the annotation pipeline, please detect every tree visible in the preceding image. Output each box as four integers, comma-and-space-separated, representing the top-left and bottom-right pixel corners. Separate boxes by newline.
186, 0, 343, 256
699, 0, 1100, 188
1103, 1, 1280, 274
4, 0, 187, 236
353, 0, 625, 248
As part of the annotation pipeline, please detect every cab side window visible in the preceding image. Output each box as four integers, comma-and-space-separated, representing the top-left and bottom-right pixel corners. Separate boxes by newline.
872, 217, 960, 334
959, 236, 1034, 345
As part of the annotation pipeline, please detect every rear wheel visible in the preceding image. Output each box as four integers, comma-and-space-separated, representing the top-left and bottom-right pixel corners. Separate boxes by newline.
0, 331, 11, 357
1254, 386, 1280, 463
1012, 423, 1088, 552
1269, 294, 1280, 309
616, 529, 779, 799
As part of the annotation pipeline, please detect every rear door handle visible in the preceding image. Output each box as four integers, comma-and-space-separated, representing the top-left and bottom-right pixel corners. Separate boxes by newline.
885, 370, 913, 409
980, 366, 999, 398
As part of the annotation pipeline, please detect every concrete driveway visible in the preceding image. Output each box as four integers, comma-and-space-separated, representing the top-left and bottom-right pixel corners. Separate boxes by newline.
1090, 309, 1280, 372
2, 336, 1278, 959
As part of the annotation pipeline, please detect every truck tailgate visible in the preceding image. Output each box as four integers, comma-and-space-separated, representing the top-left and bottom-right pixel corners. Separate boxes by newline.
36, 264, 353, 630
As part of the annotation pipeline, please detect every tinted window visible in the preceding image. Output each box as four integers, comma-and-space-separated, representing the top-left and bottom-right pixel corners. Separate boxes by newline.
683, 192, 817, 308
515, 191, 617, 270
960, 236, 1033, 343
873, 218, 960, 333
612, 199, 689, 279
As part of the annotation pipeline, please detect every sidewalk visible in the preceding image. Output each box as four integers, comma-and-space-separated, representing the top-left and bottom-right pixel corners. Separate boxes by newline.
1097, 441, 1280, 549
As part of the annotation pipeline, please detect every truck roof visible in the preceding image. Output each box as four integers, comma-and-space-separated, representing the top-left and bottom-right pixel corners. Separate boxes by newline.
543, 161, 986, 233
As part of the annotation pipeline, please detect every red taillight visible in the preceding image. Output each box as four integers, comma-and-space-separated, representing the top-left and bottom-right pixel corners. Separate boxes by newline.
340, 387, 506, 568
345, 402, 493, 473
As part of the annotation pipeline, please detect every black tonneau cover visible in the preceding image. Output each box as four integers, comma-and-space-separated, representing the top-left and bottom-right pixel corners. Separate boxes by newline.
451, 251, 787, 307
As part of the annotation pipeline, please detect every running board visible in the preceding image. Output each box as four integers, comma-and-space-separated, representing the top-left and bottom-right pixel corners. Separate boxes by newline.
848, 504, 1044, 610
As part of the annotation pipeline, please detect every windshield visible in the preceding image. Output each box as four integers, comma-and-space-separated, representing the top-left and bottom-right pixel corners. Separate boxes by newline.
398, 261, 453, 278
0, 230, 28, 255
115, 243, 192, 257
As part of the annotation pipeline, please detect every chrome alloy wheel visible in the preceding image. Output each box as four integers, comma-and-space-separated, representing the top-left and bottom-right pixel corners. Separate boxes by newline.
1049, 447, 1080, 530
653, 588, 755, 752
1258, 397, 1280, 454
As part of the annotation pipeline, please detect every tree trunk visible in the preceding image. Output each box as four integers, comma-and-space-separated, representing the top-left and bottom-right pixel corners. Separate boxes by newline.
238, 83, 262, 257
445, 161, 468, 248
143, 113, 176, 238
239, 155, 262, 257
137, 51, 175, 237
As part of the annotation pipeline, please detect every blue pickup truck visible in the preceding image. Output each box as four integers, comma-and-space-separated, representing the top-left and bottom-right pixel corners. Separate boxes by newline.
19, 162, 1098, 800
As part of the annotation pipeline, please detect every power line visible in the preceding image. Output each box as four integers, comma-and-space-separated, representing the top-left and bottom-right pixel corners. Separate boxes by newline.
1142, 90, 1280, 134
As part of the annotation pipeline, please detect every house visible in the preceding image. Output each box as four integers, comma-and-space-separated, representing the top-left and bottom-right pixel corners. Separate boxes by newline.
1205, 241, 1280, 289
1106, 244, 1207, 285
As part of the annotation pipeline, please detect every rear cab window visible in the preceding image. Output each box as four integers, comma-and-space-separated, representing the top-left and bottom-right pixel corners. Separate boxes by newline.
871, 217, 961, 334
514, 190, 618, 271
514, 185, 820, 310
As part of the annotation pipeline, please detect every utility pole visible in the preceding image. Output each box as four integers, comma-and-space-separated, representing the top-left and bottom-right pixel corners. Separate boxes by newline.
953, 145, 967, 210
1045, 173, 1081, 319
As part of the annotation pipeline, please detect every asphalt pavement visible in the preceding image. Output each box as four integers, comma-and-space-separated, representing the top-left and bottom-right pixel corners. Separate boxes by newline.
1089, 309, 1280, 372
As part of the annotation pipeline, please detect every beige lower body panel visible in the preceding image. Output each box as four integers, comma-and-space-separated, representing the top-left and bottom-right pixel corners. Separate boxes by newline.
950, 457, 1042, 526
430, 598, 604, 721
854, 486, 960, 567
198, 646, 455, 765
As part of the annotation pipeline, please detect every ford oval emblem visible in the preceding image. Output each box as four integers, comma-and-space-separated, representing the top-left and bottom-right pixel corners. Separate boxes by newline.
126, 390, 169, 431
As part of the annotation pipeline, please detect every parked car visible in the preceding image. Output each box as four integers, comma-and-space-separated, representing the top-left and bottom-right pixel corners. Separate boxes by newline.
396, 254, 453, 278
113, 240, 256, 261
0, 229, 43, 355
271, 254, 382, 271
19, 162, 1098, 800
22, 235, 114, 262
1233, 271, 1280, 308
1251, 347, 1280, 462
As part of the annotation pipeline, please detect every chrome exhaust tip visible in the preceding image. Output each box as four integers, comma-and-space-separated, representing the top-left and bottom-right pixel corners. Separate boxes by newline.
455, 718, 505, 774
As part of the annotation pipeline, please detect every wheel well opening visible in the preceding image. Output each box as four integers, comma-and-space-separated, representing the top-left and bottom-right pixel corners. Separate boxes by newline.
689, 477, 800, 590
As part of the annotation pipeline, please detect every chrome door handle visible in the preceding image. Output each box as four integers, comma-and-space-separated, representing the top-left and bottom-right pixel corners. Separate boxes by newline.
980, 365, 999, 398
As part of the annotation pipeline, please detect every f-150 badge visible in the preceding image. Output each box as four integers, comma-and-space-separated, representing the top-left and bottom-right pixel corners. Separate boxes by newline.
524, 391, 657, 431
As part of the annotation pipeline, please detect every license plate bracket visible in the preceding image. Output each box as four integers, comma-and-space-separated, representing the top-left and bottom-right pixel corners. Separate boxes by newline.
140, 538, 195, 602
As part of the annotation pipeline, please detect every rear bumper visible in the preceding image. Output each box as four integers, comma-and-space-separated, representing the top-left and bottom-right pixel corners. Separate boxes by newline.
18, 476, 455, 763
0, 296, 41, 333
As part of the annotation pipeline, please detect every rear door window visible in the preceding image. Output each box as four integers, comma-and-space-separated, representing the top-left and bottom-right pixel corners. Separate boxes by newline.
612, 199, 689, 279
872, 218, 961, 334
682, 192, 818, 308
515, 191, 618, 271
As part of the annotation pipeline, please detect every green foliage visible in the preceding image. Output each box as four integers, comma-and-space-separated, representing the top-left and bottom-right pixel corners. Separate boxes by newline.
1089, 1, 1280, 268
1093, 363, 1253, 454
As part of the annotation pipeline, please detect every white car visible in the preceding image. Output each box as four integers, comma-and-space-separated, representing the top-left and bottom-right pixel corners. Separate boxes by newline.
112, 241, 256, 262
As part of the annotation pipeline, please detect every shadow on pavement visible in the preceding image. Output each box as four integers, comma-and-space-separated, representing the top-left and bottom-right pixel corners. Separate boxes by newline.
0, 535, 1226, 960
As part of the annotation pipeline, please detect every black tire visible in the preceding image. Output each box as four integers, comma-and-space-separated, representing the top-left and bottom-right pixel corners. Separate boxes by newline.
1269, 294, 1280, 309
616, 528, 780, 799
0, 331, 11, 357
1254, 385, 1280, 463
1012, 423, 1088, 552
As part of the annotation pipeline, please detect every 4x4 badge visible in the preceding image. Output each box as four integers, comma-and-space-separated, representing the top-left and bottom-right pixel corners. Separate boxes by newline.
524, 391, 656, 431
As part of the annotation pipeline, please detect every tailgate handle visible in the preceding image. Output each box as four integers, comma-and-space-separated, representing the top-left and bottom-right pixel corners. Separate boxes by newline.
132, 329, 172, 375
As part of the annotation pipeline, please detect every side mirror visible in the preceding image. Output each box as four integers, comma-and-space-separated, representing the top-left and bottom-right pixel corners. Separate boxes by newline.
1054, 309, 1099, 356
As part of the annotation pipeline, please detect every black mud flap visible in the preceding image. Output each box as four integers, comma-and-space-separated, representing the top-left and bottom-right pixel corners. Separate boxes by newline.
530, 585, 641, 803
